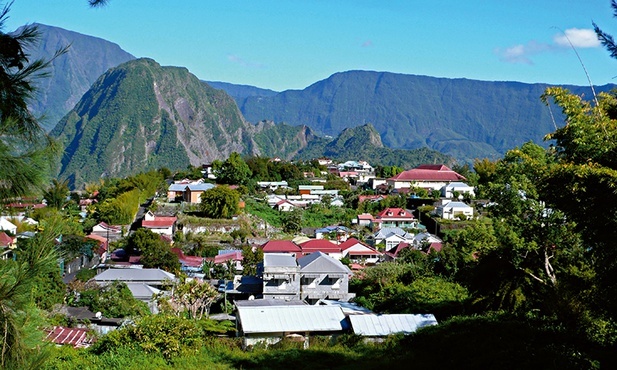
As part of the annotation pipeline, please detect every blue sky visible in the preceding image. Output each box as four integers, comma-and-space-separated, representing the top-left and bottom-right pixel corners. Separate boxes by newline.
5, 0, 617, 91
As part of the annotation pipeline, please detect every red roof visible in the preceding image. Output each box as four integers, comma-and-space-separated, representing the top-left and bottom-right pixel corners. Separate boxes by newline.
45, 326, 93, 348
260, 240, 302, 253
171, 248, 204, 267
357, 213, 374, 220
358, 195, 385, 203
386, 242, 412, 258
86, 234, 108, 254
300, 239, 341, 253
388, 164, 465, 182
142, 216, 177, 229
339, 238, 381, 255
0, 231, 14, 246
375, 208, 414, 220
214, 251, 243, 264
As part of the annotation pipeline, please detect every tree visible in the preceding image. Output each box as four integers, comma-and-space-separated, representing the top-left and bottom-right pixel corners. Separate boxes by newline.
213, 152, 252, 185
160, 278, 219, 319
200, 185, 240, 219
282, 208, 303, 233
241, 245, 263, 276
42, 179, 69, 209
0, 5, 66, 368
126, 228, 180, 273
0, 5, 63, 202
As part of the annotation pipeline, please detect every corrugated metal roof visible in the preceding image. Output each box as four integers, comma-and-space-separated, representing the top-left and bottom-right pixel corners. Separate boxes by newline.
237, 305, 346, 334
298, 252, 350, 274
349, 314, 438, 336
263, 253, 298, 267
94, 268, 176, 282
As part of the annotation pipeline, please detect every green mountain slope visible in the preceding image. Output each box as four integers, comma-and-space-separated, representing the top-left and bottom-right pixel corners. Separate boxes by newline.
294, 123, 455, 168
52, 58, 264, 187
237, 70, 616, 162
23, 23, 135, 131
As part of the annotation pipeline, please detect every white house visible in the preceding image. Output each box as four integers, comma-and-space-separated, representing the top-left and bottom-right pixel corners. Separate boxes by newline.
441, 182, 475, 199
141, 211, 177, 236
0, 218, 17, 235
435, 201, 474, 220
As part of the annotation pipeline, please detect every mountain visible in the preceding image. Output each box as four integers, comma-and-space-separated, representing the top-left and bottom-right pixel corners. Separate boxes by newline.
52, 58, 266, 187
206, 81, 278, 104
235, 71, 616, 162
22, 23, 135, 131
51, 58, 452, 187
294, 123, 455, 169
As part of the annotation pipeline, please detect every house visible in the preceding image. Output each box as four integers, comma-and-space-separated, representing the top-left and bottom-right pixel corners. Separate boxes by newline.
435, 201, 474, 220
299, 239, 342, 259
384, 242, 412, 261
367, 227, 414, 251
441, 182, 475, 199
91, 222, 123, 242
355, 213, 374, 227
260, 240, 302, 256
386, 164, 466, 191
373, 208, 417, 229
275, 199, 298, 212
45, 326, 95, 348
0, 218, 17, 235
259, 253, 300, 301
315, 225, 352, 241
93, 268, 177, 289
348, 314, 438, 342
167, 182, 189, 202
184, 183, 216, 203
0, 231, 16, 259
256, 181, 289, 192
141, 210, 177, 237
339, 238, 382, 265
171, 247, 204, 272
412, 232, 443, 251
298, 252, 354, 304
236, 305, 347, 349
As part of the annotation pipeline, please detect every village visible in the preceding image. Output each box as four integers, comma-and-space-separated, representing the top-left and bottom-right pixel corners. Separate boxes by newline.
0, 156, 479, 349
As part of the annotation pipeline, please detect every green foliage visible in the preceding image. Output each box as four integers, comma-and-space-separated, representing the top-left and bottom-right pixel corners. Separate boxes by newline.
241, 245, 263, 276
281, 208, 303, 233
76, 281, 149, 318
126, 228, 180, 273
91, 314, 233, 361
96, 189, 140, 224
295, 124, 455, 169
75, 268, 97, 282
43, 179, 70, 209
212, 152, 252, 185
200, 186, 240, 219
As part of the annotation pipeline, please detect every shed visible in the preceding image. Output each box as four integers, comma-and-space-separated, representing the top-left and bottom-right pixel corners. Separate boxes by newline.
236, 305, 347, 348
349, 314, 437, 341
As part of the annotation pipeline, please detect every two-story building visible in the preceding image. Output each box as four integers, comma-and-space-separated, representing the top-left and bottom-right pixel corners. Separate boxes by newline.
259, 253, 300, 301
298, 252, 354, 304
386, 164, 466, 191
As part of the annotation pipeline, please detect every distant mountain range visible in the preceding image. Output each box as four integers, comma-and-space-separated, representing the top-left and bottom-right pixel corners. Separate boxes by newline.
51, 58, 453, 187
24, 24, 616, 185
24, 24, 135, 131
235, 71, 616, 162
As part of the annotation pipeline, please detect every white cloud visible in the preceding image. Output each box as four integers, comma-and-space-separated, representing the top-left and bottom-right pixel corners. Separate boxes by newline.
553, 28, 600, 48
496, 28, 600, 65
495, 41, 552, 64
227, 54, 265, 69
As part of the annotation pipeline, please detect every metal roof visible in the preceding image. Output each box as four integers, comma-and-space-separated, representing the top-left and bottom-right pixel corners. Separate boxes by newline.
94, 268, 176, 283
349, 314, 438, 336
263, 253, 298, 267
298, 252, 350, 274
237, 305, 347, 334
